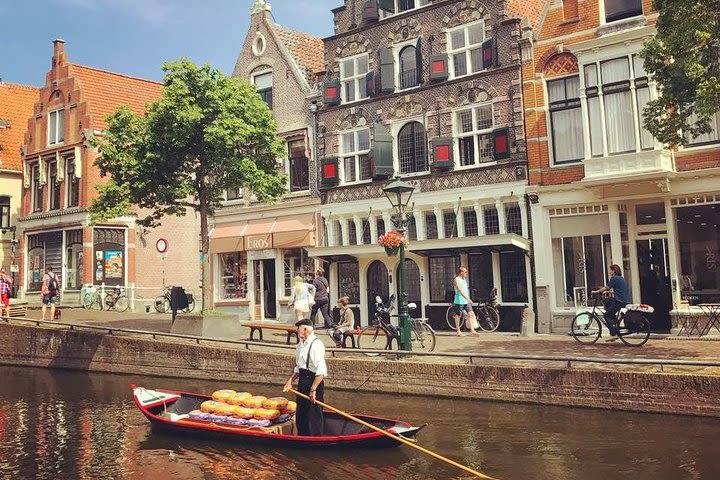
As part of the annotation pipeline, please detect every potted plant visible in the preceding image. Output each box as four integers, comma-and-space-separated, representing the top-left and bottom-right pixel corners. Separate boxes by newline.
377, 230, 409, 256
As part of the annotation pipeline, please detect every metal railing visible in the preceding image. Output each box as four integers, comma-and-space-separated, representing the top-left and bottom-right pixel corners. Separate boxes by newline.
3, 315, 720, 371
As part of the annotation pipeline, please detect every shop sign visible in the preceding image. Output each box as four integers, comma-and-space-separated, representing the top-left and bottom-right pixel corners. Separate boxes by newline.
246, 234, 271, 250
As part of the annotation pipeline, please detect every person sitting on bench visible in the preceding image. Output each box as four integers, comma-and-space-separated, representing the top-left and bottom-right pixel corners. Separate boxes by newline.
328, 296, 354, 347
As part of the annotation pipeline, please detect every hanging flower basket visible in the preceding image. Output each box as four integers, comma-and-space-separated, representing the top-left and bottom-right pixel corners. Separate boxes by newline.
378, 230, 409, 257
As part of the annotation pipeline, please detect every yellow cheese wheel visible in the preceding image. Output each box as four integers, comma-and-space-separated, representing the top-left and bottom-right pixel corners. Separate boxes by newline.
253, 408, 281, 421
213, 403, 235, 416
262, 397, 289, 410
282, 401, 297, 414
241, 395, 267, 409
232, 406, 256, 419
212, 389, 237, 402
227, 392, 253, 405
200, 400, 219, 413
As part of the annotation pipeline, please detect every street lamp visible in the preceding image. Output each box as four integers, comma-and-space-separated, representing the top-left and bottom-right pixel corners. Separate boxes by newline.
383, 176, 415, 351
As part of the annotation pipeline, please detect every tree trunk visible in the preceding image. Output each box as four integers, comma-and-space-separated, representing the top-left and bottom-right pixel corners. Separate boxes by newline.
199, 190, 211, 314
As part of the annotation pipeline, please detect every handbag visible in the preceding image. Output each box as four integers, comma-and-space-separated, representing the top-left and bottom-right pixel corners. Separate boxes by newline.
308, 291, 316, 307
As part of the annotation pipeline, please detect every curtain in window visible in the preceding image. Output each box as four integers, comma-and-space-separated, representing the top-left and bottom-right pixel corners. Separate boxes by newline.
603, 91, 635, 154
552, 108, 584, 162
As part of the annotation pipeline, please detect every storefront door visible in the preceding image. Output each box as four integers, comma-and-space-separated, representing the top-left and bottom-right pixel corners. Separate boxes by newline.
636, 237, 673, 332
367, 261, 389, 322
253, 259, 276, 320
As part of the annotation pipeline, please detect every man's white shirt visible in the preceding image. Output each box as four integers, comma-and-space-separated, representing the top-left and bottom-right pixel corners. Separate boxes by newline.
294, 332, 328, 377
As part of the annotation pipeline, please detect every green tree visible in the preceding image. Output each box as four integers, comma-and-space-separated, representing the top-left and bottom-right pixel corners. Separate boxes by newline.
90, 58, 286, 312
641, 0, 720, 147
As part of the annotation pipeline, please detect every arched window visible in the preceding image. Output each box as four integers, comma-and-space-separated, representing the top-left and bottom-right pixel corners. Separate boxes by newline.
399, 45, 418, 89
397, 121, 427, 174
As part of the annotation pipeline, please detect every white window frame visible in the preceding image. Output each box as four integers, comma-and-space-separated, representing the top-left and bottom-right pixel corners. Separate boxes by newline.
600, 0, 644, 25
447, 20, 486, 79
393, 37, 421, 92
452, 103, 495, 168
65, 158, 79, 208
391, 116, 429, 176
285, 138, 310, 193
379, 0, 431, 20
223, 186, 243, 202
31, 163, 42, 213
545, 74, 585, 165
338, 127, 371, 185
48, 109, 65, 146
251, 69, 273, 108
340, 53, 369, 104
48, 160, 60, 211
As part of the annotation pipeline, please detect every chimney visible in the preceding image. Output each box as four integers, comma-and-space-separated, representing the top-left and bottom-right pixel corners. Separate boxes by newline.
52, 38, 67, 70
251, 0, 271, 15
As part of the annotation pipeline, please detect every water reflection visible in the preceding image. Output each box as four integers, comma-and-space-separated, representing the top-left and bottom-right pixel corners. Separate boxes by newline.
0, 366, 718, 479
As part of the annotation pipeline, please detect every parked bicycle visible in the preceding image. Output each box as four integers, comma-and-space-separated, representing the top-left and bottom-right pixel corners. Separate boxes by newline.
154, 285, 195, 313
82, 285, 103, 310
357, 294, 436, 356
104, 287, 130, 312
570, 293, 652, 346
445, 288, 500, 332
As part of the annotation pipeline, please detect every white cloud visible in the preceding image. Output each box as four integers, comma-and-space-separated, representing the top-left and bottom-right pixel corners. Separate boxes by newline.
52, 0, 177, 26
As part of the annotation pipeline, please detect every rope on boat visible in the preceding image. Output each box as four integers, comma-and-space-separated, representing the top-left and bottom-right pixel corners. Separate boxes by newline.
288, 388, 498, 480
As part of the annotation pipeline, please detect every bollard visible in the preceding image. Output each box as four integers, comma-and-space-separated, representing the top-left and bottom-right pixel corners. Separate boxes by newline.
145, 305, 151, 313
520, 305, 535, 337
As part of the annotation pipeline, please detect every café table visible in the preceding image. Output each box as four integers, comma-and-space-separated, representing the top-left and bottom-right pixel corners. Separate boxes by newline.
697, 303, 720, 336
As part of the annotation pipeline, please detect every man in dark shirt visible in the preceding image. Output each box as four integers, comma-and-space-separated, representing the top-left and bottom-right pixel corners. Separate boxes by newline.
310, 268, 331, 328
592, 264, 630, 341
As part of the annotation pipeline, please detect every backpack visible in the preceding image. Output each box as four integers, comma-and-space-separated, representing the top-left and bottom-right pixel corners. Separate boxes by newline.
48, 274, 59, 294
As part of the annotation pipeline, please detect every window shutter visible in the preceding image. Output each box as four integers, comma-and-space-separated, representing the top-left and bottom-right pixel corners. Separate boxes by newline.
365, 70, 376, 97
323, 80, 341, 107
492, 128, 511, 161
481, 38, 497, 70
362, 0, 379, 22
415, 37, 423, 85
429, 54, 449, 82
320, 156, 339, 189
372, 123, 394, 179
432, 137, 454, 170
379, 48, 395, 93
378, 0, 395, 13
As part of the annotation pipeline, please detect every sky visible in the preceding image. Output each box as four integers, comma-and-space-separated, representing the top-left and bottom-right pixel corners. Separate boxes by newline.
0, 0, 338, 86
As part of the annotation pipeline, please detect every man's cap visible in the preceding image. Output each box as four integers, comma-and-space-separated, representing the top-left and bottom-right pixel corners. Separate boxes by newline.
295, 318, 312, 327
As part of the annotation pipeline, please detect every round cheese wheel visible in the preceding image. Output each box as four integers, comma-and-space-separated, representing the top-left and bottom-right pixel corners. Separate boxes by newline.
227, 392, 253, 405
241, 395, 267, 409
188, 410, 209, 420
212, 389, 237, 402
213, 403, 235, 416
262, 397, 289, 410
200, 400, 219, 413
253, 408, 281, 421
232, 406, 256, 419
282, 401, 297, 414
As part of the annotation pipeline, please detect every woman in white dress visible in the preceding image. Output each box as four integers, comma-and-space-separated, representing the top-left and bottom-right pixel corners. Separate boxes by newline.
288, 275, 316, 322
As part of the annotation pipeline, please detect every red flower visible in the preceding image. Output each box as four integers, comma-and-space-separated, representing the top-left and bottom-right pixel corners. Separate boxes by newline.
377, 230, 409, 248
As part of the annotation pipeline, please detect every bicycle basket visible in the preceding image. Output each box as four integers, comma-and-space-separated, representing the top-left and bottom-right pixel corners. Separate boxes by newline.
622, 310, 645, 330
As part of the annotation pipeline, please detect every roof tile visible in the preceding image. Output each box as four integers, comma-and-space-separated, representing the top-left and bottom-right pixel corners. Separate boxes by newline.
0, 82, 40, 171
507, 0, 549, 29
271, 24, 324, 85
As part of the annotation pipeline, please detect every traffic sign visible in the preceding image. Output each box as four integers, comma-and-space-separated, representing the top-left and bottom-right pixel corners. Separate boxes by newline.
156, 238, 168, 253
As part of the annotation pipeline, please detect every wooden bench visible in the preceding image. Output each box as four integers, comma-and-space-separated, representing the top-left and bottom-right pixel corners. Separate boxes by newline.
8, 303, 27, 318
241, 322, 299, 345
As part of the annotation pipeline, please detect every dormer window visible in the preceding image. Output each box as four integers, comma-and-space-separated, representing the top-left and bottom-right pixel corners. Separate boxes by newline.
48, 109, 65, 146
604, 0, 642, 23
379, 0, 430, 19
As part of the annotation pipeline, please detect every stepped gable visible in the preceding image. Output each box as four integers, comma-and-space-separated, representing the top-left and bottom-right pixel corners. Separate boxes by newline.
70, 64, 163, 129
0, 82, 40, 171
271, 24, 324, 84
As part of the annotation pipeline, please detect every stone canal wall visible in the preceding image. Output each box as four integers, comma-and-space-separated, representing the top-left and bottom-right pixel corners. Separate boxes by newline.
2, 323, 719, 417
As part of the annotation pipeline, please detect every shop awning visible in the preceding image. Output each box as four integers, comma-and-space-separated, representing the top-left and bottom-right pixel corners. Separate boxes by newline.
307, 233, 530, 261
209, 214, 316, 253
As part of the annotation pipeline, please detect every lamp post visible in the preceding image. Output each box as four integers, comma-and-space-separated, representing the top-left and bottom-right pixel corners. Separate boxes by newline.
382, 177, 415, 351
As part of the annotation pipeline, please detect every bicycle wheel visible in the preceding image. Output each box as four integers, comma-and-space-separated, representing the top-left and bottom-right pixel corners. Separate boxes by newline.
154, 295, 169, 313
619, 315, 650, 347
571, 312, 602, 344
82, 293, 94, 309
104, 294, 116, 310
185, 297, 195, 313
411, 322, 436, 352
357, 326, 390, 357
446, 306, 464, 330
476, 306, 500, 332
115, 295, 130, 313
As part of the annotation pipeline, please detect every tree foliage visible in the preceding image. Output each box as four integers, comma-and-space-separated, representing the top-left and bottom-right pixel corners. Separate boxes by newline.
641, 0, 720, 146
90, 58, 287, 226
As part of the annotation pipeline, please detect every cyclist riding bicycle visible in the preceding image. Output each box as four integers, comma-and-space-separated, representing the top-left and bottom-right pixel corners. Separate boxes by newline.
591, 264, 630, 342
452, 266, 479, 336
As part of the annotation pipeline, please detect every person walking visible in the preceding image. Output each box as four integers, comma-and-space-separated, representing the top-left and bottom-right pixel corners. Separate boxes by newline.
283, 318, 327, 436
288, 275, 316, 322
41, 266, 60, 321
452, 266, 479, 336
0, 268, 13, 319
310, 268, 331, 328
592, 264, 630, 342
328, 296, 354, 347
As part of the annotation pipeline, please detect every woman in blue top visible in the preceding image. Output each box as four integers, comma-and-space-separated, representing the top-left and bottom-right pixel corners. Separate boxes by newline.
453, 266, 479, 336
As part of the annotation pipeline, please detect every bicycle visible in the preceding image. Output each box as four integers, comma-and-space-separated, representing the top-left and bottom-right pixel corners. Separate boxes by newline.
357, 295, 436, 356
82, 286, 103, 310
445, 288, 500, 332
570, 293, 652, 347
154, 285, 195, 313
104, 287, 130, 312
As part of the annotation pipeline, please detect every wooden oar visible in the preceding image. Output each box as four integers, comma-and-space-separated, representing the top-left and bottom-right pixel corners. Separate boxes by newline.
289, 388, 497, 480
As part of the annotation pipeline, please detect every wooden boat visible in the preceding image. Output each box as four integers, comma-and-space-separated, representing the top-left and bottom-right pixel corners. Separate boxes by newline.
132, 385, 423, 448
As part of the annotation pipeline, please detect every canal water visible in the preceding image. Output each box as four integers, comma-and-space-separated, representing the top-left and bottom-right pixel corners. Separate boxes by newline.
0, 366, 718, 480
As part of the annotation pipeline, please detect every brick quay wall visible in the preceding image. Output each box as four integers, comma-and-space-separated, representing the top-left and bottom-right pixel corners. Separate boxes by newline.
1, 323, 719, 417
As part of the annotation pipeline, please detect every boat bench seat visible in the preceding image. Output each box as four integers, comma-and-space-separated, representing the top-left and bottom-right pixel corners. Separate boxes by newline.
242, 322, 299, 344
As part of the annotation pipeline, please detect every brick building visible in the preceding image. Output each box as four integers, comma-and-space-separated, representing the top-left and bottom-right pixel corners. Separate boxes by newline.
208, 0, 324, 320
307, 0, 543, 329
524, 0, 720, 332
0, 82, 39, 286
17, 40, 201, 305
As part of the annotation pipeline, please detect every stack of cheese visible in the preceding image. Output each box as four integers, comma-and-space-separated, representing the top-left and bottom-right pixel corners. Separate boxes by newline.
187, 389, 297, 427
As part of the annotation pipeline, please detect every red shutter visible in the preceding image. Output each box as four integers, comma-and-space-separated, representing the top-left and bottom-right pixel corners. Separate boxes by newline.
429, 54, 449, 81
323, 80, 341, 107
492, 128, 511, 160
320, 157, 340, 189
362, 1, 379, 22
481, 38, 497, 70
432, 137, 454, 170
